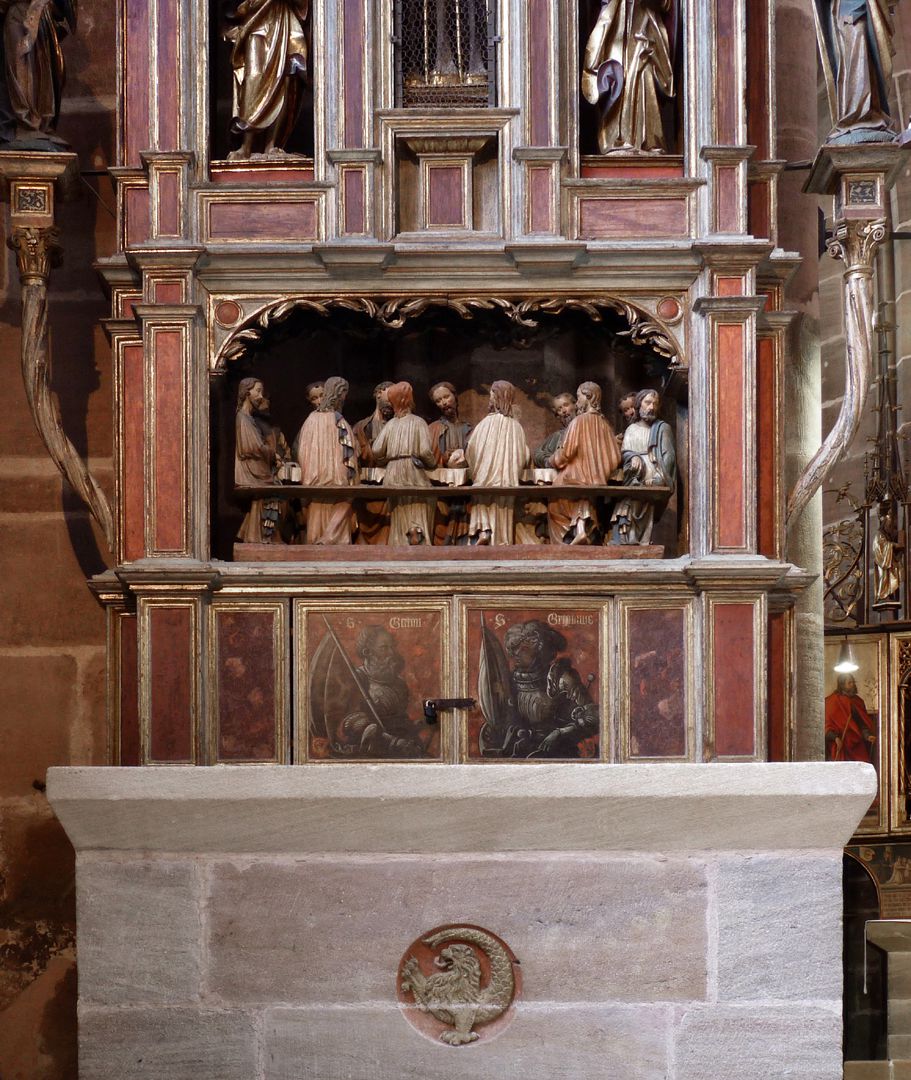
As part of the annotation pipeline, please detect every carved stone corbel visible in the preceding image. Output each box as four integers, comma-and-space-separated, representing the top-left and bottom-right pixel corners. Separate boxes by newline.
786, 217, 886, 525
0, 153, 114, 550
789, 143, 907, 528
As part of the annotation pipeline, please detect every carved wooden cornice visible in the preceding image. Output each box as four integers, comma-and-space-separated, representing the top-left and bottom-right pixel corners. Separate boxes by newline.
215, 293, 683, 371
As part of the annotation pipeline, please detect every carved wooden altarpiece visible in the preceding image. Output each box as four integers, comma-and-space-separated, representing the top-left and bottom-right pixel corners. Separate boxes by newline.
18, 0, 803, 765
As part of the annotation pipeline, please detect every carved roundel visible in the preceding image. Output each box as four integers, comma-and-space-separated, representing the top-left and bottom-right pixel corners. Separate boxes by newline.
398, 924, 521, 1046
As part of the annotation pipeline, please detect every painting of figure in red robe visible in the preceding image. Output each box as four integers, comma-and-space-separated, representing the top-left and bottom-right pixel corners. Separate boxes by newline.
302, 607, 445, 761
824, 635, 884, 831
463, 607, 602, 760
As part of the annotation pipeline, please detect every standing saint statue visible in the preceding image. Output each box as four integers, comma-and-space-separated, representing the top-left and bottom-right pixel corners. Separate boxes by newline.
814, 0, 897, 144
0, 0, 77, 147
372, 381, 437, 546
223, 0, 310, 160
610, 388, 676, 545
581, 0, 677, 155
873, 501, 903, 608
548, 382, 621, 545
295, 376, 358, 544
235, 377, 292, 544
465, 381, 531, 546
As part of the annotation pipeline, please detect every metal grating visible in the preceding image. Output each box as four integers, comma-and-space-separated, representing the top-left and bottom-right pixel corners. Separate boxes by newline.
395, 0, 496, 108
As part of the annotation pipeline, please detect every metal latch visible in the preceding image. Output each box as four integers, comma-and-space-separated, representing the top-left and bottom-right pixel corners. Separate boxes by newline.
423, 698, 476, 724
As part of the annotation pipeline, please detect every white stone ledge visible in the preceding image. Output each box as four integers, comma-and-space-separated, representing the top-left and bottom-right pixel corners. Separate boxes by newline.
47, 763, 875, 855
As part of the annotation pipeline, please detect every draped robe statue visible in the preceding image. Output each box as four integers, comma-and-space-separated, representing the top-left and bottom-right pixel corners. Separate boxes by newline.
295, 376, 358, 544
0, 0, 76, 146
427, 381, 471, 546
223, 0, 310, 159
372, 382, 437, 546
814, 0, 896, 144
466, 381, 530, 546
548, 382, 621, 545
581, 0, 677, 155
610, 388, 676, 545
235, 377, 291, 544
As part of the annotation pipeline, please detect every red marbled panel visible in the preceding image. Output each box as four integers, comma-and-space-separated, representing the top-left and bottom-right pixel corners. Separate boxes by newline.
626, 607, 687, 759
748, 180, 772, 239
216, 610, 281, 762
207, 200, 318, 241
122, 343, 145, 562
156, 1, 180, 149
119, 613, 140, 766
343, 0, 365, 147
529, 167, 553, 234
757, 335, 778, 558
125, 186, 150, 248
715, 323, 746, 549
125, 0, 150, 166
715, 165, 739, 233
528, 0, 550, 145
153, 280, 184, 304
157, 170, 180, 236
152, 329, 186, 553
715, 276, 744, 297
344, 169, 366, 235
579, 198, 688, 239
427, 167, 464, 227
713, 603, 756, 758
746, 0, 771, 158
715, 0, 738, 143
148, 606, 194, 762
767, 611, 787, 761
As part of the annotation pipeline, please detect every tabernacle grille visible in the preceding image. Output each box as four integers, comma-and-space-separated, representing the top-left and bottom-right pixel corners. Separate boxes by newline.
395, 0, 496, 108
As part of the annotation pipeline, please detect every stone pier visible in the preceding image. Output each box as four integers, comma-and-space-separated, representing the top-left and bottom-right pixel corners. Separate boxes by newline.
48, 763, 874, 1080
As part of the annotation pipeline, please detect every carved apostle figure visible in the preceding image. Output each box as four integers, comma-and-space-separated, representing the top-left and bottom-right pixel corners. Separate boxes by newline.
295, 375, 358, 544
465, 381, 531, 546
534, 392, 577, 468
0, 0, 77, 147
873, 501, 903, 607
581, 0, 677, 155
610, 387, 676, 545
352, 381, 394, 468
372, 381, 437, 546
235, 377, 291, 543
814, 0, 897, 144
428, 381, 472, 545
548, 382, 621, 545
223, 0, 310, 159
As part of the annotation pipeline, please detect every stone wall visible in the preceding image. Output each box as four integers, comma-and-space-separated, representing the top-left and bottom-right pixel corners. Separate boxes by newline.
49, 763, 874, 1080
0, 2, 114, 1075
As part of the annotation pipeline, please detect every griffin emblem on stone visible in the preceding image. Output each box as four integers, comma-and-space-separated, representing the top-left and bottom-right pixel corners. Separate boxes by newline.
399, 926, 517, 1046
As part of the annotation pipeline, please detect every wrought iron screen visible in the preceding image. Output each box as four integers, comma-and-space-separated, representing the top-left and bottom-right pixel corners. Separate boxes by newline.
395, 0, 497, 108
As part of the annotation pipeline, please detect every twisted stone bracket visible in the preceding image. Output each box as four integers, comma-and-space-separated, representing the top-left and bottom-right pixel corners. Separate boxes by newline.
8, 224, 114, 549
786, 218, 886, 527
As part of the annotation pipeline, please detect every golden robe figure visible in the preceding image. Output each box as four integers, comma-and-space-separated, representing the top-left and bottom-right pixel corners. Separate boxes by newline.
581, 0, 676, 155
873, 503, 902, 607
223, 0, 310, 159
814, 0, 896, 144
295, 376, 358, 544
549, 382, 621, 545
372, 382, 437, 547
466, 381, 531, 546
0, 0, 76, 146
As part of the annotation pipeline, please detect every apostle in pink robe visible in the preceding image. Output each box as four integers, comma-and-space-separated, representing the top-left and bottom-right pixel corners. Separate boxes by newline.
466, 381, 531, 546
549, 381, 621, 544
372, 382, 437, 545
295, 376, 358, 544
